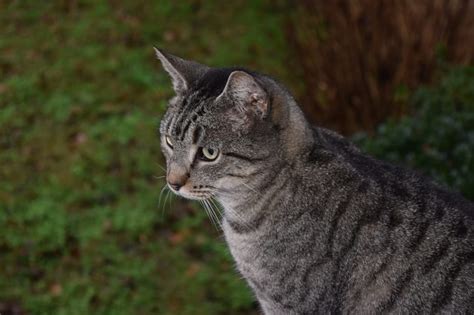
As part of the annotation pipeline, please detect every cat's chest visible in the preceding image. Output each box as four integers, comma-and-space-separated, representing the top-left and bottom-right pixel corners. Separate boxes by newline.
222, 219, 264, 266
222, 217, 337, 313
222, 218, 282, 287
222, 210, 312, 270
222, 217, 303, 284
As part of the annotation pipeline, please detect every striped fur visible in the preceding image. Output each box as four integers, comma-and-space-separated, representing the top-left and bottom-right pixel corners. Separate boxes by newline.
156, 50, 474, 314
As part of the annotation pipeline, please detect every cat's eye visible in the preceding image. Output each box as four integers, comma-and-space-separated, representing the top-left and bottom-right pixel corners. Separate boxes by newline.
165, 135, 173, 149
198, 147, 220, 161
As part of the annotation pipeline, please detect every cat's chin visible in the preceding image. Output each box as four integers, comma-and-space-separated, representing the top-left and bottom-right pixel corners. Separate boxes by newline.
172, 191, 211, 201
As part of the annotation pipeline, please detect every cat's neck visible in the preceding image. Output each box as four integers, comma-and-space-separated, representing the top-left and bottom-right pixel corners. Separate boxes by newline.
218, 160, 294, 230
262, 76, 315, 160
217, 79, 318, 229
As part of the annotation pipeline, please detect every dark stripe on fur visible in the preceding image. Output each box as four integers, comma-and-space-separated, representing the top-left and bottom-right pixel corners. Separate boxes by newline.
326, 178, 362, 257
224, 152, 266, 163
431, 251, 474, 312
379, 267, 414, 312
421, 238, 451, 275
192, 125, 203, 144
225, 211, 267, 234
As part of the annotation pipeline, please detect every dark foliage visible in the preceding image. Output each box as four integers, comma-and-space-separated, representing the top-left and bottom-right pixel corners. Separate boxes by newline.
288, 0, 474, 134
355, 66, 474, 200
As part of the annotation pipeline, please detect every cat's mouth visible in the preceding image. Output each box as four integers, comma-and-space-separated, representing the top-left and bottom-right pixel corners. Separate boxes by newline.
169, 187, 215, 201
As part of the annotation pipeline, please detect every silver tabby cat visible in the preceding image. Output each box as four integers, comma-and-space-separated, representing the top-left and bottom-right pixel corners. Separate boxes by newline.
155, 48, 474, 314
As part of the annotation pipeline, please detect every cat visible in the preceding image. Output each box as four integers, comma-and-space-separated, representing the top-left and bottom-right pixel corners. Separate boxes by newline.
155, 48, 474, 314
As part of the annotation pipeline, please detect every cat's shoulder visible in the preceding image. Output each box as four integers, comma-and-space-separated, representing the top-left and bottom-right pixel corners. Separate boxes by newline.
311, 126, 474, 218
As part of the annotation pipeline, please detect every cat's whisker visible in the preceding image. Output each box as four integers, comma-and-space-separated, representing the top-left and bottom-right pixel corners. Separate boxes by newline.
207, 200, 222, 230
208, 207, 218, 230
211, 186, 233, 197
158, 184, 169, 218
205, 199, 219, 230
156, 163, 167, 173
209, 194, 251, 229
209, 197, 222, 215
200, 199, 212, 226
209, 197, 227, 223
241, 182, 260, 195
164, 189, 172, 215
228, 207, 253, 229
206, 199, 222, 229
167, 190, 175, 213
198, 200, 210, 226
200, 200, 219, 231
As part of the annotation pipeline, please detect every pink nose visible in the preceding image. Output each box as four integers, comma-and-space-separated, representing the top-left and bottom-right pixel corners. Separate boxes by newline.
167, 172, 188, 191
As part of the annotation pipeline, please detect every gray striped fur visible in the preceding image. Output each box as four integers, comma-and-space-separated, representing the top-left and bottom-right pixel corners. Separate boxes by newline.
156, 49, 474, 314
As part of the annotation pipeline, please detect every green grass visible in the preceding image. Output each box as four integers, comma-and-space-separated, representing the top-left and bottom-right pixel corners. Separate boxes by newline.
0, 1, 291, 314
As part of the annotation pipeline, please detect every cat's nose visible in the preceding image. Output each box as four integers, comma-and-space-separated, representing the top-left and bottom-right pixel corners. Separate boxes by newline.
168, 182, 182, 191
167, 171, 189, 191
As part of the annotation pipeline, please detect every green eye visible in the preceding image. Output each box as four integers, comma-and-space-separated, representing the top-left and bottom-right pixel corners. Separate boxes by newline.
199, 147, 219, 161
165, 135, 173, 148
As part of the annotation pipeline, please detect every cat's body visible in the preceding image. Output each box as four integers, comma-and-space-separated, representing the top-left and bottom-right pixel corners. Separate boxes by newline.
155, 48, 474, 314
224, 126, 474, 314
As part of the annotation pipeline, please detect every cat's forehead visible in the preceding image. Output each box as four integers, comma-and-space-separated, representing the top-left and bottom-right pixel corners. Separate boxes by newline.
161, 94, 228, 146
162, 84, 229, 134
160, 67, 258, 146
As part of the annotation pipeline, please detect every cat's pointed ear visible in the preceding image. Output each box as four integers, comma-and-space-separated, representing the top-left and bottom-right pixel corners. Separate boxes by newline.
154, 47, 209, 94
217, 71, 269, 119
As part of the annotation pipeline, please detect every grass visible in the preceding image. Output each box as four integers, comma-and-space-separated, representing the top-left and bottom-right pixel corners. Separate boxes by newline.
0, 1, 291, 314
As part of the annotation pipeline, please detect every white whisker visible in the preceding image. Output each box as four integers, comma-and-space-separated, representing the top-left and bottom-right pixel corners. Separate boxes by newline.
200, 200, 217, 230
164, 189, 171, 214
205, 198, 222, 230
241, 182, 260, 195
156, 163, 167, 173
158, 184, 168, 218
209, 197, 224, 218
204, 199, 219, 230
167, 190, 176, 213
209, 199, 223, 228
216, 196, 253, 230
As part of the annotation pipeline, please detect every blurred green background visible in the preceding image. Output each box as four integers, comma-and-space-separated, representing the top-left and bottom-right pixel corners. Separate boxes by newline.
0, 1, 473, 314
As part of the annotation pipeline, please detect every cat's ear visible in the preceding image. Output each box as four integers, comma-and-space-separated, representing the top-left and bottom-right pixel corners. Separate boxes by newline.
217, 71, 269, 119
154, 47, 209, 94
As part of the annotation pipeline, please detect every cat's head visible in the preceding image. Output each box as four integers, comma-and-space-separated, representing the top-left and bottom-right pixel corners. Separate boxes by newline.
155, 48, 312, 202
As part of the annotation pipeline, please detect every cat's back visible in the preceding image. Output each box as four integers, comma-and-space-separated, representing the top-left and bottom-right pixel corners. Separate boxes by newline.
312, 126, 474, 313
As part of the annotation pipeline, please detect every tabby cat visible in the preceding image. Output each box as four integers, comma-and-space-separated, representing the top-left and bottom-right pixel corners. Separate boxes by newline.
155, 48, 474, 314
